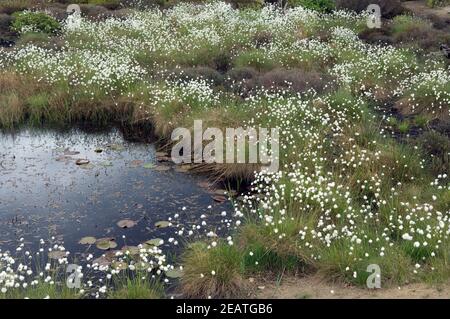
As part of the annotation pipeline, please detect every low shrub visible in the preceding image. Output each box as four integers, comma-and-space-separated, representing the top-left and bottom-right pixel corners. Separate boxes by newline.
390, 15, 450, 50
11, 11, 61, 34
426, 0, 450, 8
168, 67, 224, 86
425, 13, 450, 30
87, 0, 121, 10
0, 13, 13, 30
335, 0, 404, 18
417, 131, 450, 175
288, 0, 335, 13
233, 49, 277, 72
226, 67, 259, 82
254, 68, 332, 94
358, 27, 393, 45
226, 0, 264, 9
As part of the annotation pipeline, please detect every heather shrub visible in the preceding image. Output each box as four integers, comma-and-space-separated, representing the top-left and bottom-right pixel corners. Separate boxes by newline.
335, 0, 404, 18
288, 0, 335, 13
251, 68, 332, 94
169, 67, 224, 86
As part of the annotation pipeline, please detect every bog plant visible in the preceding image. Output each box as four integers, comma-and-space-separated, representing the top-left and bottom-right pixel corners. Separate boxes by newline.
0, 2, 449, 298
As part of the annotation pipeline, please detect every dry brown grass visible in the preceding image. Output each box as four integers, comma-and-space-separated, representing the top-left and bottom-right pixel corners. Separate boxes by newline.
0, 92, 25, 127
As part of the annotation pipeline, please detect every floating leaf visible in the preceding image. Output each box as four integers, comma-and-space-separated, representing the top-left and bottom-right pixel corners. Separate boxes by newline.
79, 236, 96, 245
75, 159, 90, 165
156, 155, 171, 162
48, 251, 67, 260
175, 165, 191, 173
117, 219, 137, 229
92, 255, 112, 267
121, 245, 140, 255
144, 238, 164, 247
107, 144, 125, 151
154, 165, 170, 172
55, 155, 71, 162
166, 269, 183, 279
143, 163, 156, 169
155, 221, 170, 228
64, 149, 80, 156
197, 181, 213, 189
112, 261, 128, 270
212, 195, 227, 203
79, 163, 95, 170
98, 161, 113, 167
155, 151, 168, 157
213, 189, 227, 196
96, 238, 117, 250
130, 160, 144, 167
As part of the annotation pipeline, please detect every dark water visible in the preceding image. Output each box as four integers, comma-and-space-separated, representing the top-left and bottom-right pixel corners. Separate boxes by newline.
0, 127, 232, 259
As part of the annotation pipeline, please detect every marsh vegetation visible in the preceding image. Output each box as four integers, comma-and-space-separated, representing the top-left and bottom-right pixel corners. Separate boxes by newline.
0, 0, 449, 298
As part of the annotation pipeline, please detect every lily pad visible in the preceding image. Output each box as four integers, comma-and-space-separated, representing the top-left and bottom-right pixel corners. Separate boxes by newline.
143, 163, 156, 169
55, 155, 71, 162
213, 189, 228, 196
48, 251, 67, 260
166, 269, 183, 279
75, 159, 90, 165
144, 238, 164, 247
111, 261, 128, 270
154, 165, 170, 172
121, 245, 140, 255
130, 160, 144, 167
155, 221, 170, 228
79, 163, 95, 170
92, 255, 112, 267
117, 219, 137, 229
155, 151, 168, 157
64, 149, 80, 156
212, 195, 227, 203
96, 238, 118, 250
98, 161, 113, 167
197, 181, 213, 189
107, 144, 125, 152
156, 155, 171, 162
79, 236, 96, 245
175, 165, 191, 173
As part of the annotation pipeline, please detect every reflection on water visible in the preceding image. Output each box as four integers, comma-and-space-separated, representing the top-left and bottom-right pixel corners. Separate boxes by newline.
0, 127, 232, 259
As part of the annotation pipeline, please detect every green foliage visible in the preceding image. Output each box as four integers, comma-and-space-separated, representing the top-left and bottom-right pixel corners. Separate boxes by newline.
426, 0, 450, 8
180, 242, 247, 298
289, 0, 335, 13
398, 121, 410, 134
11, 11, 61, 35
234, 49, 276, 72
109, 276, 164, 299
